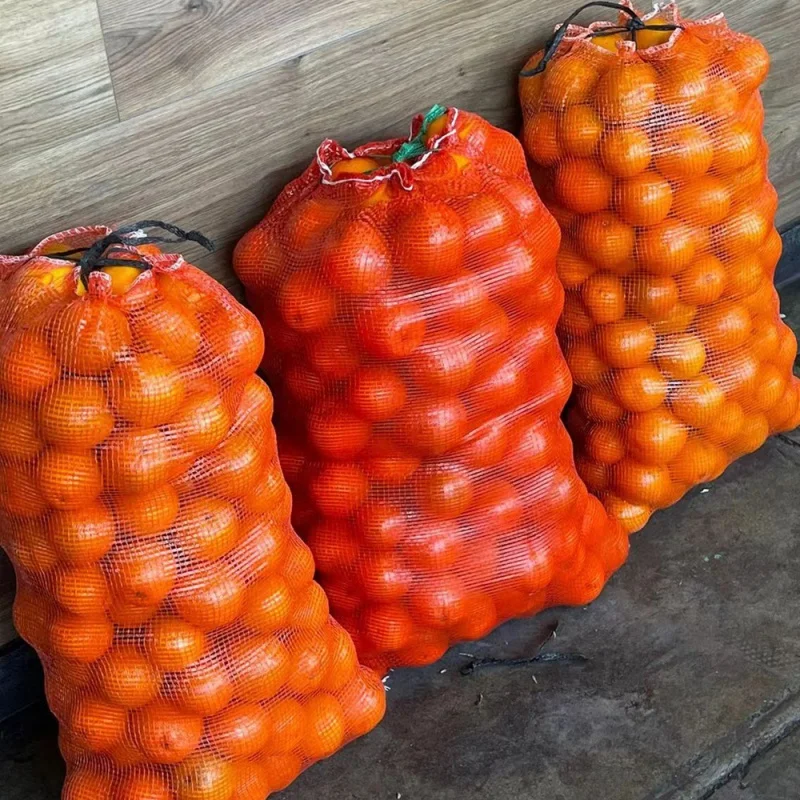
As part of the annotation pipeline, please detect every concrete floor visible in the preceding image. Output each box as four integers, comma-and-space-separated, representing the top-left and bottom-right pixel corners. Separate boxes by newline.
3, 282, 799, 800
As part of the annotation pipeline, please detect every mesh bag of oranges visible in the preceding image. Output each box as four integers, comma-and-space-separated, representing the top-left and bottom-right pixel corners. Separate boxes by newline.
233, 106, 629, 674
0, 223, 384, 800
519, 2, 800, 534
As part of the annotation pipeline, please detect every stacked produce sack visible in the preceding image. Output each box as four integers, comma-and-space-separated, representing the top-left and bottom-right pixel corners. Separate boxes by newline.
234, 106, 629, 674
519, 2, 800, 533
0, 224, 384, 800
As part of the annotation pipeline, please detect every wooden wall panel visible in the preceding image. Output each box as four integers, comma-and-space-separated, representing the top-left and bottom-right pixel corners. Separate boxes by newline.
0, 0, 117, 161
1, 0, 800, 647
98, 0, 441, 119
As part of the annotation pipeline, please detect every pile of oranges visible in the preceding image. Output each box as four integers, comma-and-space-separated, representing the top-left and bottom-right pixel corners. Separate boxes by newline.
0, 227, 384, 800
520, 6, 800, 533
235, 108, 629, 674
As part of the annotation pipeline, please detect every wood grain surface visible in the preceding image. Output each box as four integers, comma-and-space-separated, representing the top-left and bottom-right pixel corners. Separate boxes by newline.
0, 0, 799, 645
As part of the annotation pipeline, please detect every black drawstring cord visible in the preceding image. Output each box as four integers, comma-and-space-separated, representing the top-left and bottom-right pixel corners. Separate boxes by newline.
520, 1, 681, 77
75, 220, 214, 288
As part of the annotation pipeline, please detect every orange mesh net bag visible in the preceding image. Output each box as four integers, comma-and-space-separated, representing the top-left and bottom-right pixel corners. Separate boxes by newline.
233, 106, 629, 674
519, 2, 800, 534
0, 223, 384, 800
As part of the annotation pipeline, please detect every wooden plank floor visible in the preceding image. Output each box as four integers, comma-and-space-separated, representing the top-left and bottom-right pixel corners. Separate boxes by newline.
1, 0, 799, 646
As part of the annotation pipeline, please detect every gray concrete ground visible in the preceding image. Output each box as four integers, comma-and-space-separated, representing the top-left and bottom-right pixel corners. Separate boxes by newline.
2, 281, 799, 800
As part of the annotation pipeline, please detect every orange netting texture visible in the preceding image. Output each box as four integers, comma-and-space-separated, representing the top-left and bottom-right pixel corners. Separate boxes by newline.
234, 107, 629, 675
519, 1, 800, 534
0, 226, 384, 800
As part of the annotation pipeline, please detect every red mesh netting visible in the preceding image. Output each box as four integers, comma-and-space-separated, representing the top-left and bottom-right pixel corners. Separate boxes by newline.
0, 225, 384, 800
519, 1, 800, 534
234, 107, 629, 674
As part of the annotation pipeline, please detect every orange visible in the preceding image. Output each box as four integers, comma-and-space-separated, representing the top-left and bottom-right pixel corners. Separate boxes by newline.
749, 316, 780, 362
715, 207, 770, 257
585, 424, 625, 465
146, 616, 207, 671
632, 274, 679, 322
202, 431, 264, 498
51, 299, 131, 374
263, 753, 303, 793
657, 62, 708, 113
278, 271, 336, 333
616, 172, 672, 226
729, 414, 770, 456
559, 294, 594, 337
108, 597, 159, 627
306, 328, 360, 380
12, 585, 52, 651
707, 350, 759, 401
712, 122, 760, 174
600, 128, 652, 177
50, 612, 112, 663
576, 389, 625, 422
724, 254, 765, 299
134, 298, 202, 366
655, 333, 706, 379
558, 105, 603, 157
591, 30, 625, 52
53, 563, 109, 615
612, 459, 673, 507
760, 228, 783, 275
556, 243, 596, 289
541, 57, 600, 107
751, 363, 787, 413
703, 74, 741, 119
323, 623, 360, 692
594, 61, 657, 123
231, 761, 271, 800
106, 538, 177, 607
321, 220, 392, 296
242, 574, 293, 633
522, 112, 561, 167
286, 632, 331, 694
672, 176, 731, 225
727, 159, 766, 205
394, 201, 465, 278
310, 462, 369, 517
306, 519, 359, 574
626, 408, 688, 464
669, 376, 726, 427
174, 755, 236, 800
171, 656, 233, 716
576, 456, 608, 493
338, 668, 387, 737
7, 522, 58, 574
94, 645, 160, 709
613, 366, 668, 413
668, 438, 727, 485
302, 692, 347, 760
172, 563, 244, 630
605, 494, 651, 534
722, 38, 770, 94
565, 341, 608, 389
0, 463, 47, 518
115, 484, 180, 537
172, 496, 239, 561
678, 254, 726, 306
636, 220, 696, 275
116, 771, 173, 800
227, 516, 288, 580
635, 14, 672, 49
695, 302, 751, 352
49, 505, 115, 572
207, 702, 271, 759
0, 330, 59, 400
577, 212, 634, 269
308, 404, 371, 460
348, 366, 407, 421
38, 380, 114, 450
596, 319, 656, 368
519, 50, 545, 107
68, 694, 127, 751
651, 302, 696, 335
554, 159, 612, 214
654, 124, 713, 178
227, 634, 291, 702
204, 308, 265, 382
101, 427, 176, 492
417, 464, 474, 519
261, 697, 306, 754
37, 448, 102, 509
0, 401, 42, 461
704, 401, 746, 445
330, 156, 381, 178
101, 265, 143, 295
63, 767, 114, 799
581, 273, 626, 324
130, 701, 203, 764
410, 334, 476, 395
111, 352, 186, 427
288, 581, 331, 631
242, 459, 288, 516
